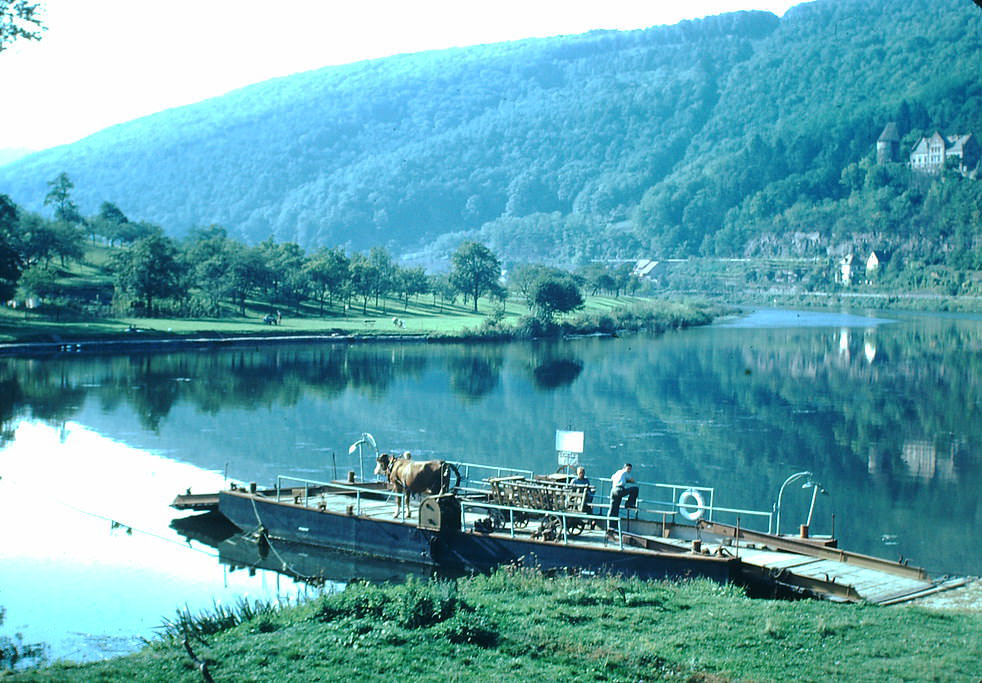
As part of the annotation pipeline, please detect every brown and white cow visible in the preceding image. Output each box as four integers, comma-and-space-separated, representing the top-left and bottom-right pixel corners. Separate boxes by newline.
374, 452, 459, 518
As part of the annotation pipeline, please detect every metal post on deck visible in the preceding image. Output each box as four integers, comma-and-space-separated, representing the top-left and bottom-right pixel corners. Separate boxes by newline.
775, 471, 812, 537
349, 433, 378, 483
806, 480, 827, 527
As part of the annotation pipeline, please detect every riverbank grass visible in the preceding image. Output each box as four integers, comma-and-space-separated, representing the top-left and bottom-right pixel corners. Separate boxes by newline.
19, 570, 982, 681
0, 294, 710, 343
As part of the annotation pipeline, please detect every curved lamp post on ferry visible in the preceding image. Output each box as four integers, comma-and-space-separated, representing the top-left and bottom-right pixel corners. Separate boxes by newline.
774, 471, 826, 536
348, 432, 378, 481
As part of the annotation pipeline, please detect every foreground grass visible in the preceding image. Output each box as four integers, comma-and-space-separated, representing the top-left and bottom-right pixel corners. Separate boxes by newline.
0, 295, 716, 344
13, 570, 982, 682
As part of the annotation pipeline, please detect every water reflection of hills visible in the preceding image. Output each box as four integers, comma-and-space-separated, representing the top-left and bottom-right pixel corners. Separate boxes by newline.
4, 314, 982, 574
1, 343, 585, 448
3, 346, 431, 430
5, 325, 982, 482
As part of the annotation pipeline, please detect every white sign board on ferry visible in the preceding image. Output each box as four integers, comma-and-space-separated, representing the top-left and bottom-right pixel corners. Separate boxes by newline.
555, 430, 584, 453
556, 430, 583, 466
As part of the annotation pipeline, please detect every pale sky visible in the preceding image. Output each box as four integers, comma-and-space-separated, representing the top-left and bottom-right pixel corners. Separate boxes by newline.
0, 0, 802, 151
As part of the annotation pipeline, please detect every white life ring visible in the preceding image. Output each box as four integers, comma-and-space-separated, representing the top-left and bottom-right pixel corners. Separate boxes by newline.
678, 489, 706, 521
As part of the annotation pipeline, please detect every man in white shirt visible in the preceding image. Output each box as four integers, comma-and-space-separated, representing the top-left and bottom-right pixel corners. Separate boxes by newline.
608, 463, 639, 518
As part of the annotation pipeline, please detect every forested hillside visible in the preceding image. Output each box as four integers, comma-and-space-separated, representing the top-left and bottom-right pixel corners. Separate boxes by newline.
1, 0, 981, 268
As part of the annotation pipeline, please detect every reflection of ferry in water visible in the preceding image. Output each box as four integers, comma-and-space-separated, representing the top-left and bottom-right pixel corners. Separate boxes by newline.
171, 511, 433, 585
172, 451, 968, 604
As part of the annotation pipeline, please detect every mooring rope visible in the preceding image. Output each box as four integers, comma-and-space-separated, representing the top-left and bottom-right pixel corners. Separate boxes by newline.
247, 491, 329, 583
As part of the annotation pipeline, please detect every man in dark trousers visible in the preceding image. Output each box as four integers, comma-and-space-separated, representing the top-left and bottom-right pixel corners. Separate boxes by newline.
608, 462, 639, 519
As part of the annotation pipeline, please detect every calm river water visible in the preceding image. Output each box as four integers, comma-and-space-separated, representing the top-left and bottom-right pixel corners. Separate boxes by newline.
1, 308, 981, 662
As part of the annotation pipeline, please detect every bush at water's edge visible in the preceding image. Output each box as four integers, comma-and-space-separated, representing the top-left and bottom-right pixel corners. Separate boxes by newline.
431, 300, 724, 341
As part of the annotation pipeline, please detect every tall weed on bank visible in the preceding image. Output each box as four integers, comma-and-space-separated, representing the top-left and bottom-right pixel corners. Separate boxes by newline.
158, 598, 281, 640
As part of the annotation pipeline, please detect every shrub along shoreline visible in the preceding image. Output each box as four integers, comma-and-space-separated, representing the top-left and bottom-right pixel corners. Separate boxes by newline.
10, 569, 981, 681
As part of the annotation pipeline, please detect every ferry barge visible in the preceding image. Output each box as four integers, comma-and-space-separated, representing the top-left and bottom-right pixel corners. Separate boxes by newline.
172, 459, 966, 604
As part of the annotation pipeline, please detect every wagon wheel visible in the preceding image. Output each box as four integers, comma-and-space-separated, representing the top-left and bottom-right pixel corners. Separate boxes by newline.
489, 509, 507, 530
566, 517, 585, 536
541, 514, 564, 541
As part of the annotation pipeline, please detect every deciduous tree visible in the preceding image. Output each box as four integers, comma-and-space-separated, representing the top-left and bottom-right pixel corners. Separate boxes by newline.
349, 253, 373, 314
43, 172, 81, 224
531, 275, 584, 321
50, 220, 84, 267
367, 246, 395, 309
395, 266, 428, 311
305, 246, 350, 315
428, 273, 457, 310
0, 194, 23, 301
17, 213, 57, 268
183, 225, 235, 315
510, 263, 568, 310
449, 241, 501, 313
0, 1, 44, 52
230, 244, 266, 316
18, 264, 58, 302
277, 243, 309, 314
90, 201, 130, 244
111, 230, 185, 315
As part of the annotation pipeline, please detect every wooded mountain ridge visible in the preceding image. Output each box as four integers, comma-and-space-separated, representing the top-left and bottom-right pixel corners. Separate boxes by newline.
1, 0, 981, 269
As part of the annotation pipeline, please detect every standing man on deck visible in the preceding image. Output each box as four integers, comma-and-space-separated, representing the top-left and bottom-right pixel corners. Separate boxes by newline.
608, 463, 639, 519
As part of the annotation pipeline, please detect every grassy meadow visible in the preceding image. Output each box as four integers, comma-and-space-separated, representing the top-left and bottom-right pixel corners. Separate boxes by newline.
0, 291, 677, 343
11, 569, 981, 682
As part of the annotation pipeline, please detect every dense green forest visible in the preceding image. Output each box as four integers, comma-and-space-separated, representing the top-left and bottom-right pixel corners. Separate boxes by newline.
1, 0, 981, 269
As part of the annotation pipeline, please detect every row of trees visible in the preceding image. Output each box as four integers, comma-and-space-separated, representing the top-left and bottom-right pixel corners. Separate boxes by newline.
1, 173, 162, 303
112, 228, 439, 317
110, 231, 600, 321
2, 175, 639, 321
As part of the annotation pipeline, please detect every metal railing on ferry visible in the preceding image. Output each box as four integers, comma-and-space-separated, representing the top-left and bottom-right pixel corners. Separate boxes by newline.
456, 474, 772, 540
591, 478, 772, 533
272, 470, 772, 534
456, 496, 772, 550
274, 475, 410, 519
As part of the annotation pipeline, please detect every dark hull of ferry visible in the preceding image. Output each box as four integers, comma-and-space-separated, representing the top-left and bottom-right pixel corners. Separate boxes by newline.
219, 490, 438, 567
432, 532, 737, 582
218, 490, 738, 582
